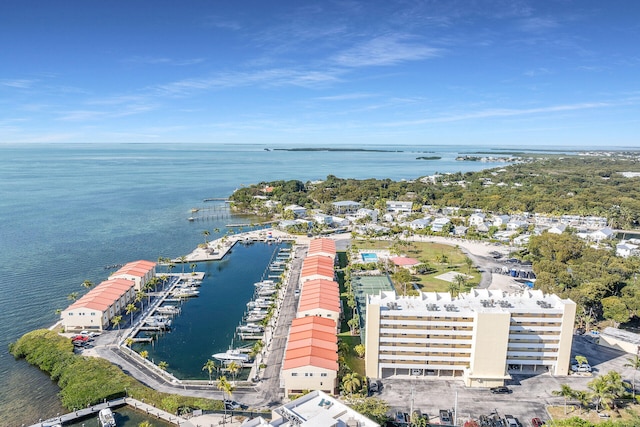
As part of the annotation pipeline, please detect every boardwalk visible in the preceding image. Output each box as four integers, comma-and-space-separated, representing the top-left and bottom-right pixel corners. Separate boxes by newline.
29, 398, 195, 427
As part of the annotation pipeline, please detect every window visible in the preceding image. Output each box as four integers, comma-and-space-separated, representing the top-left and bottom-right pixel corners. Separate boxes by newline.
91, 313, 95, 316
292, 373, 298, 377
321, 373, 328, 377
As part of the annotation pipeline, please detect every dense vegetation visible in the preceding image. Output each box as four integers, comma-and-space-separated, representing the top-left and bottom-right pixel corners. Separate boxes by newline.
230, 156, 640, 228
9, 329, 220, 413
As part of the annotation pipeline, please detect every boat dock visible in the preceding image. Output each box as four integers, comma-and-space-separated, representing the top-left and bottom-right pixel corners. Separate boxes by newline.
29, 398, 194, 427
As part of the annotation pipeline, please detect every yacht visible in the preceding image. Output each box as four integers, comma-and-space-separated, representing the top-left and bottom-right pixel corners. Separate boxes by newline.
99, 408, 117, 427
237, 324, 264, 333
212, 349, 250, 364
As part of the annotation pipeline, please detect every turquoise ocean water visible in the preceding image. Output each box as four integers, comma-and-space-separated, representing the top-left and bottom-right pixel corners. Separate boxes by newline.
0, 143, 571, 425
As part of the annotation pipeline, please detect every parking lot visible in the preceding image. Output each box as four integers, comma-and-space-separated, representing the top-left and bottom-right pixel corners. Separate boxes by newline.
374, 333, 637, 425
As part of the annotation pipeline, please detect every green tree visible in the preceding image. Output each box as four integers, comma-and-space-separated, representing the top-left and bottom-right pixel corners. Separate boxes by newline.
202, 359, 217, 384
135, 290, 146, 312
552, 384, 576, 415
126, 303, 138, 326
67, 292, 79, 302
392, 269, 413, 295
354, 344, 366, 359
624, 355, 640, 400
347, 318, 360, 336
341, 372, 362, 396
139, 350, 149, 360
226, 361, 240, 384
217, 376, 235, 424
124, 337, 133, 347
350, 397, 390, 425
111, 315, 123, 331
138, 421, 153, 427
190, 263, 197, 275
601, 296, 630, 327
464, 257, 473, 274
158, 361, 168, 371
81, 280, 94, 290
202, 230, 210, 245
574, 355, 589, 366
179, 255, 187, 274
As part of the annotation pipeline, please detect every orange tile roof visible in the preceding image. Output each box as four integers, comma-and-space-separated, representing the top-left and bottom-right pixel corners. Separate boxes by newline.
308, 238, 336, 257
286, 337, 338, 351
289, 328, 337, 342
66, 278, 134, 312
290, 316, 337, 329
112, 260, 156, 277
298, 300, 341, 313
301, 279, 338, 289
300, 287, 339, 298
300, 262, 335, 280
282, 355, 339, 371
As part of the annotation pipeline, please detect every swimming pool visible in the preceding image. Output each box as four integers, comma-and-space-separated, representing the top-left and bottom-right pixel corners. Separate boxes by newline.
361, 252, 379, 262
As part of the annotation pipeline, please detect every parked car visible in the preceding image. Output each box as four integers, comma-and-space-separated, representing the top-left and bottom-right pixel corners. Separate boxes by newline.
439, 409, 452, 423
531, 418, 544, 427
368, 380, 379, 394
224, 400, 241, 410
490, 386, 512, 394
571, 363, 592, 373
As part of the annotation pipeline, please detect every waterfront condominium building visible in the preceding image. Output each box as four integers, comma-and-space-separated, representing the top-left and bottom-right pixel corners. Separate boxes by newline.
109, 259, 156, 291
365, 288, 576, 388
61, 278, 135, 331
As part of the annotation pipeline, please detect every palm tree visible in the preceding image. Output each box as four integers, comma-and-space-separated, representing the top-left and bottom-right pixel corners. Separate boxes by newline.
138, 421, 153, 427
202, 230, 210, 245
158, 361, 169, 371
464, 257, 473, 274
135, 290, 146, 312
81, 280, 94, 290
453, 274, 467, 296
203, 359, 217, 384
552, 384, 575, 415
341, 372, 362, 397
190, 263, 197, 275
67, 292, 79, 302
624, 355, 640, 399
125, 337, 134, 347
125, 303, 138, 325
111, 315, 123, 331
140, 350, 149, 360
217, 375, 234, 425
227, 361, 240, 384
179, 255, 187, 274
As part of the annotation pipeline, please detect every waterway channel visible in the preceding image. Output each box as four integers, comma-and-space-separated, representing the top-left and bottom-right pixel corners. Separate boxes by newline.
133, 241, 289, 380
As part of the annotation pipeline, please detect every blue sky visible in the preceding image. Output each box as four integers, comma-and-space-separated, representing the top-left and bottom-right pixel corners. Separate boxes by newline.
1, 0, 639, 146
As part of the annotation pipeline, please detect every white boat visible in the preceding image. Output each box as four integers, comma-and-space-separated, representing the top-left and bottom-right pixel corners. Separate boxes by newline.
254, 280, 275, 287
245, 313, 266, 322
258, 288, 277, 296
247, 300, 272, 309
237, 324, 264, 333
99, 408, 117, 427
212, 349, 250, 364
172, 288, 199, 298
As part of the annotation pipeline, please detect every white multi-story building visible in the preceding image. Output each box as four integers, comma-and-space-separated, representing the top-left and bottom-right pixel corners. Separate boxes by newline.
365, 289, 576, 388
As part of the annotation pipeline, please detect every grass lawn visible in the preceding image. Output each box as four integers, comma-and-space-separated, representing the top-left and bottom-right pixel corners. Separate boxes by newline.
338, 333, 365, 376
548, 404, 640, 424
354, 239, 481, 293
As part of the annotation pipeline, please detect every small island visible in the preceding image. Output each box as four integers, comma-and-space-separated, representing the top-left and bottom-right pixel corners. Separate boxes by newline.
416, 156, 441, 160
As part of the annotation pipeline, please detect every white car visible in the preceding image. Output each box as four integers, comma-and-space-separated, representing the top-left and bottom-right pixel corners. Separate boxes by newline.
571, 363, 592, 373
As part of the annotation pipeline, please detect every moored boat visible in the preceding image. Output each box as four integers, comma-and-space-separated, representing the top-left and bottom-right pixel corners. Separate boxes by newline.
212, 349, 250, 364
99, 408, 117, 427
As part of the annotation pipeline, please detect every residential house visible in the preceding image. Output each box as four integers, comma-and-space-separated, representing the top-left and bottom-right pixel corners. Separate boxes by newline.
331, 200, 361, 214
493, 215, 511, 227
468, 213, 486, 226
386, 201, 413, 214
616, 241, 639, 258
284, 205, 307, 218
431, 217, 451, 233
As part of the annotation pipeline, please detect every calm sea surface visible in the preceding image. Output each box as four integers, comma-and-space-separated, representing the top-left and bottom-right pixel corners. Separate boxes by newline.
0, 143, 564, 425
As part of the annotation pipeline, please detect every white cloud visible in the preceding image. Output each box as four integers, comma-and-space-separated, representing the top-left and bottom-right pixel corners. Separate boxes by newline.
382, 102, 612, 126
124, 56, 206, 66
0, 79, 38, 89
332, 34, 441, 67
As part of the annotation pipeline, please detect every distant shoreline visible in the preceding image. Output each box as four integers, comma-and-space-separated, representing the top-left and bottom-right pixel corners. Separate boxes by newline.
271, 147, 403, 153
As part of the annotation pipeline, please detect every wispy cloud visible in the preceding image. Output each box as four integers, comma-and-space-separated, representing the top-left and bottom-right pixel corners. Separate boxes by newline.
315, 93, 376, 101
382, 102, 613, 126
0, 78, 38, 89
203, 16, 241, 31
332, 34, 441, 67
524, 67, 551, 77
518, 16, 559, 33
124, 56, 206, 66
154, 68, 344, 96
57, 103, 158, 122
